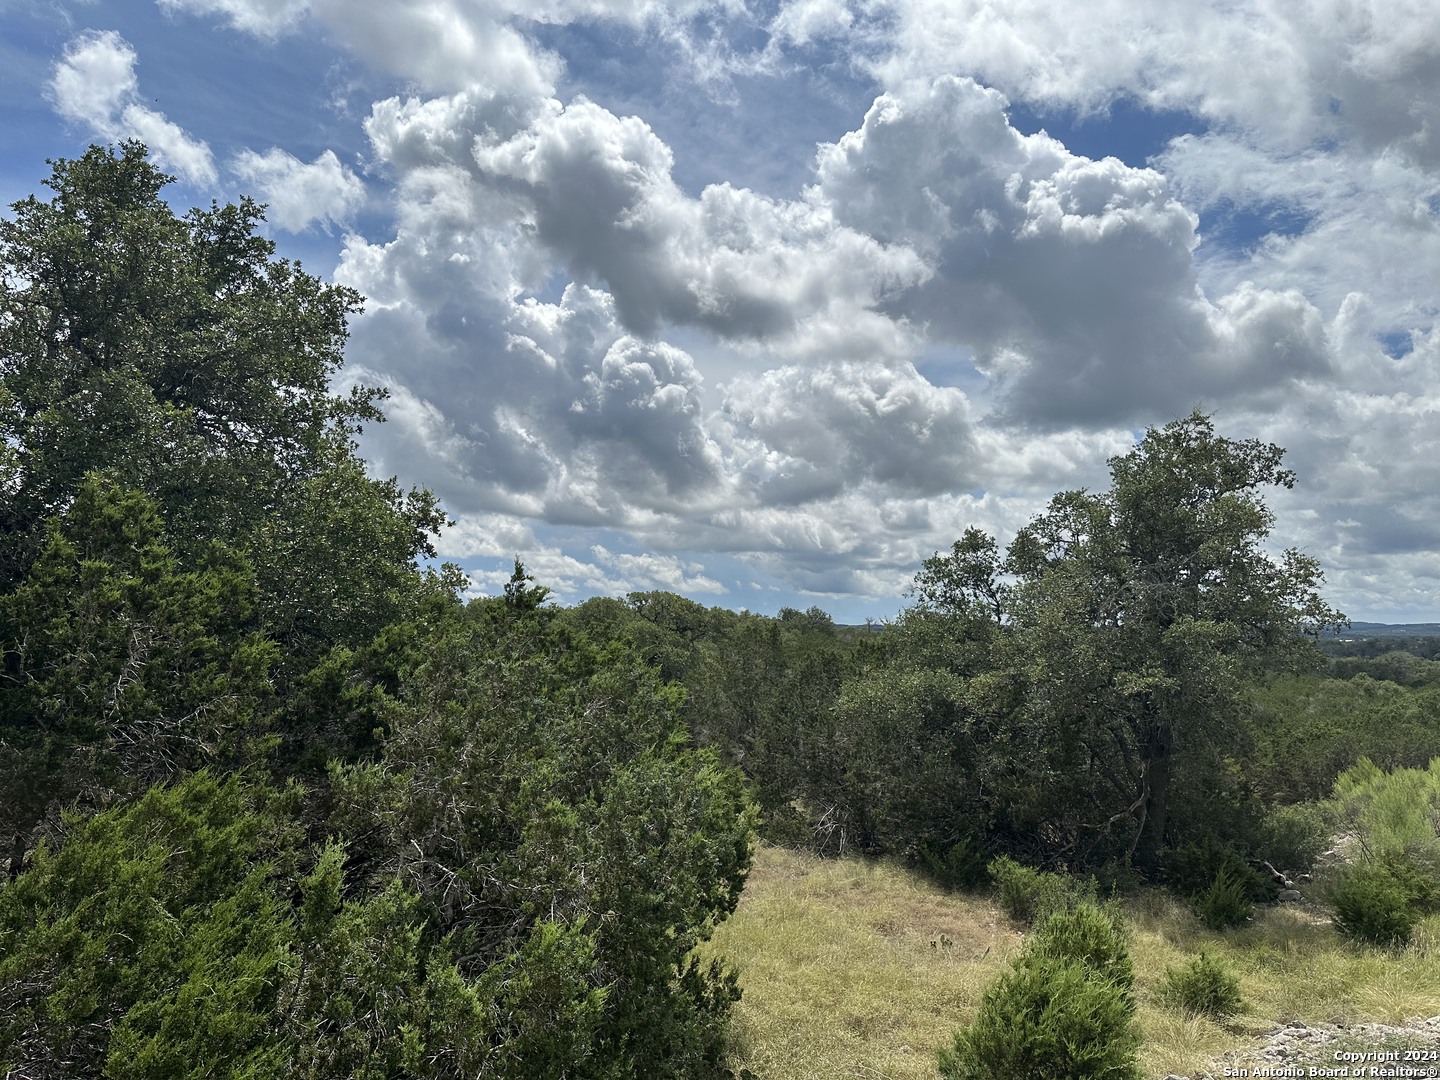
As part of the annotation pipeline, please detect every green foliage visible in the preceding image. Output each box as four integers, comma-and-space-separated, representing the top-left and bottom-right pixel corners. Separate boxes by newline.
910, 527, 1007, 630
1192, 866, 1255, 931
1256, 801, 1334, 872
817, 666, 974, 856
1000, 412, 1344, 868
989, 857, 1097, 926
1331, 757, 1440, 867
1329, 650, 1440, 688
0, 143, 448, 666
938, 909, 1141, 1080
0, 476, 276, 873
0, 772, 296, 1075
0, 146, 758, 1079
919, 835, 991, 890
1321, 759, 1440, 948
1329, 857, 1436, 948
1248, 676, 1440, 803
1159, 951, 1245, 1019
1028, 903, 1134, 995
1162, 842, 1276, 904
568, 593, 873, 853
938, 957, 1140, 1080
329, 596, 757, 1077
1320, 635, 1440, 661
810, 412, 1347, 876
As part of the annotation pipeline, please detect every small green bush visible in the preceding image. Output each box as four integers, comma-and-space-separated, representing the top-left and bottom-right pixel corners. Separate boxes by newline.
1193, 866, 1254, 931
1330, 860, 1424, 946
940, 896, 1140, 1080
938, 954, 1140, 1080
920, 835, 990, 890
1028, 903, 1134, 995
989, 856, 1095, 926
1159, 951, 1245, 1019
1162, 843, 1275, 904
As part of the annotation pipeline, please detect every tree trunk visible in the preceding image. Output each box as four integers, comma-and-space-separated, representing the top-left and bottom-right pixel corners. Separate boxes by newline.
7, 829, 25, 881
1134, 724, 1173, 873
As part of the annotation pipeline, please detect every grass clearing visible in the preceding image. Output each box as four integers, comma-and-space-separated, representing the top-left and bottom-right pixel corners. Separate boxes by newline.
704, 846, 1020, 1079
705, 846, 1440, 1079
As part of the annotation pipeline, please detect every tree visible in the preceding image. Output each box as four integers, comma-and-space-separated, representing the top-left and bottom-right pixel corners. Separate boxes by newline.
0, 475, 275, 878
1007, 413, 1345, 866
328, 592, 756, 1077
0, 143, 447, 666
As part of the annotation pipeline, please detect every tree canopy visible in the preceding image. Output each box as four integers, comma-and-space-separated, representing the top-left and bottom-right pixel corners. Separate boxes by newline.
0, 145, 758, 1077
0, 141, 447, 663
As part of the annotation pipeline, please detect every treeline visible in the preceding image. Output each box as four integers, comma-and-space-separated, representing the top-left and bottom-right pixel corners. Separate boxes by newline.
574, 417, 1440, 888
0, 145, 752, 1077
572, 587, 1440, 874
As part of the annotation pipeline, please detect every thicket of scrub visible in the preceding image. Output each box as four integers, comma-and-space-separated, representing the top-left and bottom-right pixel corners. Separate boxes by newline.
0, 144, 753, 1078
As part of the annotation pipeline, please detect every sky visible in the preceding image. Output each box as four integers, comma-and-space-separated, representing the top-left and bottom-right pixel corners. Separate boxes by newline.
4, 0, 1440, 623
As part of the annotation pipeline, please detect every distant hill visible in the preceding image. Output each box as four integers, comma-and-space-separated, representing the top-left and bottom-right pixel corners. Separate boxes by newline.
1324, 621, 1440, 639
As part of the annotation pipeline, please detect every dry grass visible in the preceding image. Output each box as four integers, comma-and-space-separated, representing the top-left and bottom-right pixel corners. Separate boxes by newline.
703, 846, 1019, 1079
702, 846, 1440, 1080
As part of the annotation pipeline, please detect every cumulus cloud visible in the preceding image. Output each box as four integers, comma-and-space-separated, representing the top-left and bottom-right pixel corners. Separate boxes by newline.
470, 97, 927, 340
160, 0, 750, 100
811, 76, 1332, 426
50, 30, 217, 186
1158, 133, 1440, 351
851, 0, 1440, 163
337, 83, 947, 536
231, 148, 365, 232
334, 60, 1355, 606
123, 0, 1440, 618
721, 360, 978, 503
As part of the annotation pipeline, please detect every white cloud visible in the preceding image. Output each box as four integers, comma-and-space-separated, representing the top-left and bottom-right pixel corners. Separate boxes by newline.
469, 96, 927, 340
336, 84, 944, 539
160, 0, 749, 101
156, 0, 309, 36
769, 0, 854, 47
1158, 133, 1440, 348
230, 148, 365, 232
90, 0, 1440, 619
332, 65, 1363, 607
50, 29, 136, 124
50, 31, 218, 186
591, 545, 726, 594
812, 76, 1331, 426
721, 360, 978, 503
856, 0, 1440, 164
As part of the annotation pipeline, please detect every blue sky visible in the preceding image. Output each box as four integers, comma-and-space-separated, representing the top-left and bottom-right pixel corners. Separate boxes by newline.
5, 0, 1440, 622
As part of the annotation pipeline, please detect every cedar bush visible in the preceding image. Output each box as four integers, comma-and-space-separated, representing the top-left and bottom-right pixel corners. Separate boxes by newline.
1193, 865, 1255, 931
1029, 903, 1134, 995
939, 903, 1140, 1080
938, 956, 1140, 1080
1159, 951, 1245, 1019
1330, 859, 1426, 947
920, 835, 990, 890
